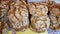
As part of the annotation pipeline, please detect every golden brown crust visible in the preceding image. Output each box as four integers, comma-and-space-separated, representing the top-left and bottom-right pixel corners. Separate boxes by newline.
8, 0, 29, 31
0, 0, 9, 18
49, 14, 60, 30
47, 1, 55, 10
30, 15, 50, 33
47, 1, 60, 30
49, 4, 60, 16
47, 1, 60, 16
50, 8, 60, 16
28, 2, 50, 33
28, 2, 48, 16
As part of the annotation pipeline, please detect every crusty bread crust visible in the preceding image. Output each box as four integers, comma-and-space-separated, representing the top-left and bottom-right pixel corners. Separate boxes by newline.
8, 0, 29, 31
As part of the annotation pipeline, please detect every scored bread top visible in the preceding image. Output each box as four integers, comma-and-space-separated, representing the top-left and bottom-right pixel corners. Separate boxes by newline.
8, 0, 29, 31
28, 2, 48, 16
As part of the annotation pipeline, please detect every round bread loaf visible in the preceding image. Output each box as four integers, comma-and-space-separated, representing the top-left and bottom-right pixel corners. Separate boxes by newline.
30, 15, 50, 33
28, 2, 48, 16
49, 14, 60, 30
8, 0, 29, 31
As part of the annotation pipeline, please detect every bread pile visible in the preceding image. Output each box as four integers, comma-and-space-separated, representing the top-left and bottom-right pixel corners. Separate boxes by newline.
0, 0, 60, 33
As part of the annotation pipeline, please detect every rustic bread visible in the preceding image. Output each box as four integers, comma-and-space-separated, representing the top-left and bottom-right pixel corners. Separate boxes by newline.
30, 15, 50, 33
49, 14, 60, 30
8, 0, 29, 31
28, 2, 48, 16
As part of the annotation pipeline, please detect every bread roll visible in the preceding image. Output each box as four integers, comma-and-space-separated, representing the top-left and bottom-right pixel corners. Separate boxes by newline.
28, 2, 50, 33
30, 15, 50, 33
49, 14, 60, 30
49, 4, 60, 16
48, 3, 60, 30
8, 0, 29, 31
47, 1, 60, 15
28, 2, 48, 16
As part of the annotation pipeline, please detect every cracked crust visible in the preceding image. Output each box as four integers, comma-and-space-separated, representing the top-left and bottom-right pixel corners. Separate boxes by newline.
0, 0, 9, 18
49, 14, 60, 30
28, 2, 48, 16
30, 15, 50, 33
8, 0, 29, 31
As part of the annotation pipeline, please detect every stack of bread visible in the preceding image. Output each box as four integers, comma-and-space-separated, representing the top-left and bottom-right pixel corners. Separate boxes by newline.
0, 0, 60, 33
28, 2, 50, 33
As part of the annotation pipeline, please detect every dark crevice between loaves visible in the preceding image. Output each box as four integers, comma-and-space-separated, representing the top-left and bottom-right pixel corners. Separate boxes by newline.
29, 13, 32, 26
47, 11, 50, 15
